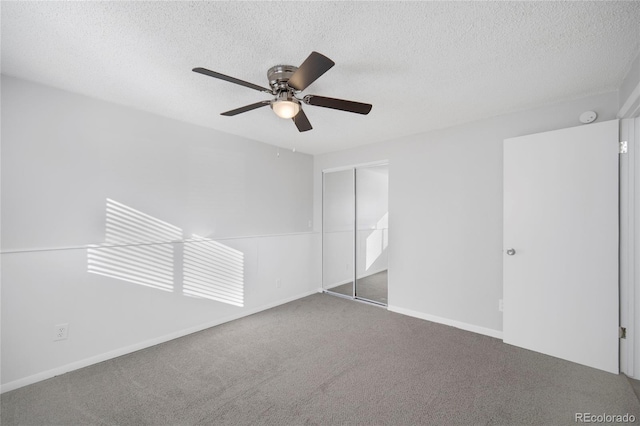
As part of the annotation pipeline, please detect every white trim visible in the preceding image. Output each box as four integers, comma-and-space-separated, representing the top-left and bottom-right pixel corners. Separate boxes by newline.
387, 305, 503, 340
618, 81, 640, 119
0, 289, 318, 394
635, 116, 640, 379
0, 231, 321, 255
620, 118, 636, 378
633, 115, 640, 379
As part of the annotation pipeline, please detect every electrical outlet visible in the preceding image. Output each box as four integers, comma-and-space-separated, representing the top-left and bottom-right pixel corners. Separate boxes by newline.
276, 279, 281, 289
54, 323, 69, 341
498, 299, 504, 312
308, 220, 312, 228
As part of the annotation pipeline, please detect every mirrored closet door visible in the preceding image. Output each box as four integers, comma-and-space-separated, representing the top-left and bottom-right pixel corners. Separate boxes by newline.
354, 164, 389, 304
322, 169, 355, 298
322, 163, 389, 305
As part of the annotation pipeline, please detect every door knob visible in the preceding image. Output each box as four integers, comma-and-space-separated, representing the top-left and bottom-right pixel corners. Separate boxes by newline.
506, 248, 516, 256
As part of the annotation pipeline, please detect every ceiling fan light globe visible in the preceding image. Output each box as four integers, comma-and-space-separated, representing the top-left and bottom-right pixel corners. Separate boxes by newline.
272, 100, 300, 119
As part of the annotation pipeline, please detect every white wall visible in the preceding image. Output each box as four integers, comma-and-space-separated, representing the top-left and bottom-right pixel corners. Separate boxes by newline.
1, 77, 314, 251
1, 76, 320, 391
314, 91, 620, 337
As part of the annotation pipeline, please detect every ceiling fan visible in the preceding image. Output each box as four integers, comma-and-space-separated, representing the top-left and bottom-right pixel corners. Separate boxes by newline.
193, 51, 372, 132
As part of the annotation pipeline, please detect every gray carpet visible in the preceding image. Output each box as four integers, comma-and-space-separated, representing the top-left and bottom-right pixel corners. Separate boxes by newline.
631, 377, 640, 402
328, 270, 387, 304
2, 293, 639, 425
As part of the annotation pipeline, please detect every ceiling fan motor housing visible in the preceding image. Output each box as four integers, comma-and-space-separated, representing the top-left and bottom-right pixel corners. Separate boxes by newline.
267, 65, 299, 93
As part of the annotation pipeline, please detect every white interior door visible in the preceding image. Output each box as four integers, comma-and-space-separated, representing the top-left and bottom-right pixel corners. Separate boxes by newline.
503, 119, 619, 374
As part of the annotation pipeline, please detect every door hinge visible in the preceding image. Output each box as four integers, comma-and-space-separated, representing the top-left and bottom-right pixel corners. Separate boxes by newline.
619, 327, 627, 339
620, 141, 628, 154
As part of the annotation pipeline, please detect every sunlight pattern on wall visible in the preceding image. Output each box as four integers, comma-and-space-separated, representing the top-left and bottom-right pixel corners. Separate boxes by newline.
87, 199, 182, 292
365, 212, 389, 270
183, 235, 244, 307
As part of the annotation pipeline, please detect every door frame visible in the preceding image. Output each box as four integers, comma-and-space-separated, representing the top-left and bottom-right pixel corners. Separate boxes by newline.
620, 117, 638, 378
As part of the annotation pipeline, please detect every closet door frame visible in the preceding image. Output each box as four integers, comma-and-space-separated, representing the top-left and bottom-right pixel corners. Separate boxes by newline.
322, 160, 389, 305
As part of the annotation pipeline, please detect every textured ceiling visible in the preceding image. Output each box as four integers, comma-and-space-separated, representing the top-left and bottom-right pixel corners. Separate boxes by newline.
2, 1, 639, 155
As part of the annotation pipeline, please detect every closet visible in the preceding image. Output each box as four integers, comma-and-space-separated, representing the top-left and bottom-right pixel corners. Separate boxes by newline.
322, 163, 389, 305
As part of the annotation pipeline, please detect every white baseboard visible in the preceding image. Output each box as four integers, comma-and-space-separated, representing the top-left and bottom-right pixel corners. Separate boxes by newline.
387, 305, 503, 340
1, 289, 319, 394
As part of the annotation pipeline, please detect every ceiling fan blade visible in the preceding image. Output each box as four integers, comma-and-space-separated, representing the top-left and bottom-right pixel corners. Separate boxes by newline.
221, 100, 271, 116
193, 67, 272, 93
287, 52, 335, 91
292, 108, 312, 132
304, 95, 372, 115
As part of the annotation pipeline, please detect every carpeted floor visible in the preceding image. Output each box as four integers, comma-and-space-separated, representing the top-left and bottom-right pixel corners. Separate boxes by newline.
630, 377, 640, 401
2, 293, 639, 425
328, 270, 387, 304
